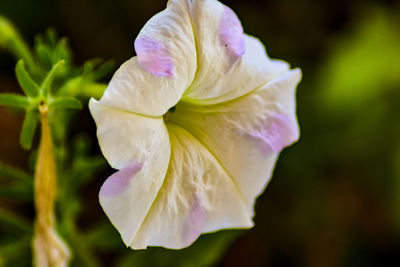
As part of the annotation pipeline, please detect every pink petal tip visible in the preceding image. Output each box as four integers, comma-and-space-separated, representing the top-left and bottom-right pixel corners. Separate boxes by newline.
100, 162, 143, 197
249, 114, 299, 154
183, 195, 207, 245
134, 37, 174, 77
219, 6, 245, 57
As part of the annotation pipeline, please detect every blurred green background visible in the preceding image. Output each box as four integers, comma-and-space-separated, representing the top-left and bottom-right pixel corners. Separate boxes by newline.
1, 0, 400, 266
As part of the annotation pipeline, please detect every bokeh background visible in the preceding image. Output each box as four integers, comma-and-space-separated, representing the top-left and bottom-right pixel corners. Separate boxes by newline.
1, 0, 400, 266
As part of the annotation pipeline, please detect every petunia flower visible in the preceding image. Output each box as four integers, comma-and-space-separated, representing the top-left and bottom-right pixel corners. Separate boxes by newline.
89, 0, 301, 249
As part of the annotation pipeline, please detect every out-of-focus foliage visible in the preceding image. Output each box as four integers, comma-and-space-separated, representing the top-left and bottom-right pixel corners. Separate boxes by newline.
117, 231, 241, 267
0, 0, 400, 266
0, 18, 111, 266
318, 8, 400, 112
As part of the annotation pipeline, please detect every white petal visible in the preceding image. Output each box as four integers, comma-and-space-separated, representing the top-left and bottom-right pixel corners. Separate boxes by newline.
98, 0, 196, 116
89, 99, 171, 245
130, 124, 253, 249
171, 69, 301, 210
183, 0, 289, 104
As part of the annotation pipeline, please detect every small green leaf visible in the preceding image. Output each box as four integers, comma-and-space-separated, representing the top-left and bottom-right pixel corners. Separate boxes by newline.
93, 60, 115, 80
80, 82, 107, 99
40, 60, 65, 96
20, 108, 39, 150
0, 207, 31, 233
45, 27, 57, 47
0, 161, 32, 185
0, 16, 35, 71
35, 40, 53, 70
49, 97, 82, 109
15, 60, 39, 97
53, 38, 71, 63
0, 185, 33, 200
84, 223, 121, 250
83, 58, 101, 76
0, 93, 29, 108
0, 238, 31, 267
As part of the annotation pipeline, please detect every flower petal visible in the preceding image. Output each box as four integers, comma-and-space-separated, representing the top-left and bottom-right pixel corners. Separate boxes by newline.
171, 69, 301, 210
130, 124, 253, 249
98, 0, 196, 116
219, 5, 245, 57
183, 0, 289, 104
134, 37, 174, 77
99, 163, 143, 197
89, 99, 171, 245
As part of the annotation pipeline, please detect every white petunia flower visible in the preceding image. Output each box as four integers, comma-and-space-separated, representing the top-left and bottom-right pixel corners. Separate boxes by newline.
89, 0, 301, 249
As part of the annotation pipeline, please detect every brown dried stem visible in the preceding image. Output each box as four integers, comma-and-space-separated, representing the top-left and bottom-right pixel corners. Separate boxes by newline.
33, 104, 70, 267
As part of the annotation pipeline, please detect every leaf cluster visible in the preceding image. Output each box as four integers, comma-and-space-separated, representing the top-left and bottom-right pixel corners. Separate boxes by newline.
0, 19, 112, 267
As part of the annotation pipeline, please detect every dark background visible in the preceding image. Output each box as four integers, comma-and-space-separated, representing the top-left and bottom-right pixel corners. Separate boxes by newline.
1, 0, 400, 266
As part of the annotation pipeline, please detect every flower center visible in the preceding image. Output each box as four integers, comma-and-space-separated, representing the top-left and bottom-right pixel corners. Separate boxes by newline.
163, 105, 176, 122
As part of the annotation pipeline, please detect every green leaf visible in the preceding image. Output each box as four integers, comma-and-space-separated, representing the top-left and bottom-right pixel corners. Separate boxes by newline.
80, 82, 107, 99
53, 38, 71, 63
20, 108, 39, 150
45, 27, 57, 47
117, 231, 241, 267
35, 40, 53, 70
0, 161, 32, 185
0, 207, 31, 233
58, 77, 107, 99
83, 59, 101, 76
0, 16, 35, 71
0, 94, 29, 108
49, 97, 82, 110
0, 238, 31, 267
0, 185, 33, 200
93, 60, 115, 80
15, 60, 39, 97
84, 223, 121, 250
40, 60, 65, 96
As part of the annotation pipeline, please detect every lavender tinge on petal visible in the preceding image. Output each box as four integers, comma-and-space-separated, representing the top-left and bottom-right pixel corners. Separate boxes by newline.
134, 37, 174, 77
100, 162, 143, 197
248, 114, 299, 154
219, 6, 245, 57
182, 194, 207, 246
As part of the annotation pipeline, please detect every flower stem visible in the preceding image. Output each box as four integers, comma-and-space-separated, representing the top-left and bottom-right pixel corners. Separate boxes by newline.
33, 104, 70, 267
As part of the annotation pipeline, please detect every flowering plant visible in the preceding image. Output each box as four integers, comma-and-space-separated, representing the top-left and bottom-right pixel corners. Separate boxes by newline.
90, 0, 301, 249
